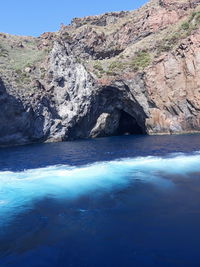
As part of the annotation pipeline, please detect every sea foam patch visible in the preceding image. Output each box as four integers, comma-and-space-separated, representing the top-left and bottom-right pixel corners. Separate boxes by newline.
0, 153, 200, 225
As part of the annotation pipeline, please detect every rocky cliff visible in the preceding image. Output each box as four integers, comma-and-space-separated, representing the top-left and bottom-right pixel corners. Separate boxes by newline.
1, 0, 200, 146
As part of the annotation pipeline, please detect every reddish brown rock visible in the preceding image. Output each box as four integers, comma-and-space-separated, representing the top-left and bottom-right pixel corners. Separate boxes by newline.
1, 0, 200, 146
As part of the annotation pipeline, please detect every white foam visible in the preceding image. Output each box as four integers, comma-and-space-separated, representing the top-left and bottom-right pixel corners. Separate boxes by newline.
0, 153, 200, 225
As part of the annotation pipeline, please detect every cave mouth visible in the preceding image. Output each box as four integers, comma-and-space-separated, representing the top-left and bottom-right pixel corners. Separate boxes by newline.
116, 110, 144, 135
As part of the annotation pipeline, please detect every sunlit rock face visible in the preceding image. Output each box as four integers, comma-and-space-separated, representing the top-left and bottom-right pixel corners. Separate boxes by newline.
1, 0, 200, 146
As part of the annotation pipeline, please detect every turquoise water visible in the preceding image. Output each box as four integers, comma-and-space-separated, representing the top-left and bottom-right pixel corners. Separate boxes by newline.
1, 135, 200, 266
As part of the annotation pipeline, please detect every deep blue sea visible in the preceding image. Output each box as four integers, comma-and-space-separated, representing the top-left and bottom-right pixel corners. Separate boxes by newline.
1, 135, 200, 266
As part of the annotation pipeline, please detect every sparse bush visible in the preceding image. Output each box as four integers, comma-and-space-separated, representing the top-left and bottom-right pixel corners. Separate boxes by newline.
76, 57, 82, 64
194, 12, 200, 25
180, 11, 200, 34
0, 44, 8, 57
130, 51, 151, 70
157, 11, 200, 54
108, 61, 125, 71
181, 22, 190, 31
158, 35, 177, 52
106, 70, 118, 76
40, 68, 46, 79
15, 69, 22, 75
94, 62, 104, 72
62, 32, 73, 42
15, 69, 31, 84
190, 11, 197, 21
93, 70, 103, 78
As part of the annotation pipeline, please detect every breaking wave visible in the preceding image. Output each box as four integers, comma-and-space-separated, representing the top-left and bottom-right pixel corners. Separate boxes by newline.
0, 152, 200, 225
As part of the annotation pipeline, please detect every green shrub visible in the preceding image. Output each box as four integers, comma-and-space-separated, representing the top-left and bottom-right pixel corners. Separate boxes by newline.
157, 11, 200, 54
106, 70, 118, 76
194, 12, 200, 25
108, 61, 125, 71
62, 32, 72, 42
76, 57, 82, 64
158, 32, 179, 52
181, 22, 190, 30
130, 51, 151, 70
93, 70, 103, 78
94, 62, 104, 71
0, 44, 8, 57
15, 69, 31, 84
181, 11, 200, 33
15, 69, 22, 75
190, 11, 197, 21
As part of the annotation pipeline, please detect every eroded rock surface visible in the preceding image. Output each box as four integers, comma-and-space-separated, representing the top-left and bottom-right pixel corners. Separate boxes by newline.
1, 0, 200, 146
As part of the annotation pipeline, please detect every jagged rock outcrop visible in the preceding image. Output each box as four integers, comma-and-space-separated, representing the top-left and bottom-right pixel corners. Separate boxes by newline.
1, 0, 200, 146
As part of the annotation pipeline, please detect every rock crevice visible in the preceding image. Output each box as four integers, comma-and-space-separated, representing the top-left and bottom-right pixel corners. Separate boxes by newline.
1, 0, 200, 146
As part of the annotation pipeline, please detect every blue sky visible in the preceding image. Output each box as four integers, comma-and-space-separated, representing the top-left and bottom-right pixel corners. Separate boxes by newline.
1, 0, 148, 36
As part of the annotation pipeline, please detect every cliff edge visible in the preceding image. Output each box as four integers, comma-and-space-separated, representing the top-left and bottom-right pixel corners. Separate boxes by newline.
1, 0, 200, 146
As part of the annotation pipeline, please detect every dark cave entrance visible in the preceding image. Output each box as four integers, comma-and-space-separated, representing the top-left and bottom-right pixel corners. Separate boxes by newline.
116, 110, 144, 135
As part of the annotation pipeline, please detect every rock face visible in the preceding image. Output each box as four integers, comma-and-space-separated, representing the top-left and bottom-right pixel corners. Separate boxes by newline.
1, 0, 200, 146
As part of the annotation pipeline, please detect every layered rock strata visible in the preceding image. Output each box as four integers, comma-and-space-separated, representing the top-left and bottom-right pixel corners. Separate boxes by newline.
1, 0, 200, 145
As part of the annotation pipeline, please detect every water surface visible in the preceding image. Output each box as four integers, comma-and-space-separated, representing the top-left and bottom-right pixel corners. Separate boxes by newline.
1, 135, 200, 266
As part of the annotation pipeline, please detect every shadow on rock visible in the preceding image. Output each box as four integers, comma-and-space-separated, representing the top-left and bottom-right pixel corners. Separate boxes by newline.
0, 78, 45, 146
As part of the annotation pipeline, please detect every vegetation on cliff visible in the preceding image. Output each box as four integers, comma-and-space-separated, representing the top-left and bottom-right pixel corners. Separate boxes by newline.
1, 0, 200, 146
